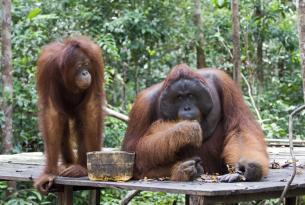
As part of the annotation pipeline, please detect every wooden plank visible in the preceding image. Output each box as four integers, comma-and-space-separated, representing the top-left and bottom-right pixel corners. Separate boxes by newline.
0, 148, 301, 162
0, 147, 301, 165
0, 148, 116, 165
268, 146, 305, 155
201, 189, 304, 203
1, 150, 305, 204
0, 152, 44, 164
266, 139, 305, 147
0, 162, 304, 197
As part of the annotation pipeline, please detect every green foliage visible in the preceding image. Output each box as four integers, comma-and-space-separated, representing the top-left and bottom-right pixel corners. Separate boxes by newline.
99, 189, 127, 205
11, 0, 49, 153
104, 117, 127, 148
49, 189, 184, 205
1, 0, 304, 204
0, 182, 56, 205
130, 192, 184, 205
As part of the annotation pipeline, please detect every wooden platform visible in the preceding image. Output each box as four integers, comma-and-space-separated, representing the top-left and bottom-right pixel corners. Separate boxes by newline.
0, 147, 305, 204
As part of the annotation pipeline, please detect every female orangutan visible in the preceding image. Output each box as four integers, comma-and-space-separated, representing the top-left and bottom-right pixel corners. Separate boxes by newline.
34, 36, 104, 194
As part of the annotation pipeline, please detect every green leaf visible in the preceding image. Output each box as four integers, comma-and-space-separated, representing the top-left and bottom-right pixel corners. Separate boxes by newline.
30, 190, 42, 201
212, 0, 227, 8
27, 8, 41, 20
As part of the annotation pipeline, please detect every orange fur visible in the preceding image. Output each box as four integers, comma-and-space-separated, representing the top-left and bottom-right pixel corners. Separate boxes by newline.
122, 64, 269, 181
34, 36, 104, 194
135, 120, 202, 177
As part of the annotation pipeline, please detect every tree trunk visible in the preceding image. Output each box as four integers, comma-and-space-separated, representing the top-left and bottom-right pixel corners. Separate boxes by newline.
298, 0, 305, 103
231, 0, 241, 85
255, 0, 264, 96
1, 0, 13, 154
122, 62, 128, 109
192, 0, 206, 69
243, 31, 254, 94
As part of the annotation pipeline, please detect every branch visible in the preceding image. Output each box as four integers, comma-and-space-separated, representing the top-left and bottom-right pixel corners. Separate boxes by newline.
280, 104, 305, 202
241, 73, 263, 125
103, 107, 129, 123
120, 190, 141, 205
218, 31, 233, 59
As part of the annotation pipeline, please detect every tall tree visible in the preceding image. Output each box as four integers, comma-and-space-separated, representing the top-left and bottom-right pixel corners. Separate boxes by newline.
231, 0, 241, 85
192, 0, 206, 68
255, 0, 264, 95
1, 0, 13, 153
298, 0, 305, 103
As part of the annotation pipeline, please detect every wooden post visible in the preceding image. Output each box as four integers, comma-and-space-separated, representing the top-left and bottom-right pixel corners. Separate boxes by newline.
285, 197, 297, 205
185, 195, 206, 205
90, 189, 101, 205
58, 186, 73, 205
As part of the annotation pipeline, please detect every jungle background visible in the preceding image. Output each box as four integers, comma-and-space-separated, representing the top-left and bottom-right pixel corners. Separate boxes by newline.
1, 0, 305, 204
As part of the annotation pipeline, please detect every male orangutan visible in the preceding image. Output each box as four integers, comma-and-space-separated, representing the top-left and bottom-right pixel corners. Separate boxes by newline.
122, 64, 269, 182
34, 36, 104, 194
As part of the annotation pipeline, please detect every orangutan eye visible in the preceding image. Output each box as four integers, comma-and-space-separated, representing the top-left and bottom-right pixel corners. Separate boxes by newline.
76, 63, 82, 69
177, 95, 183, 101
